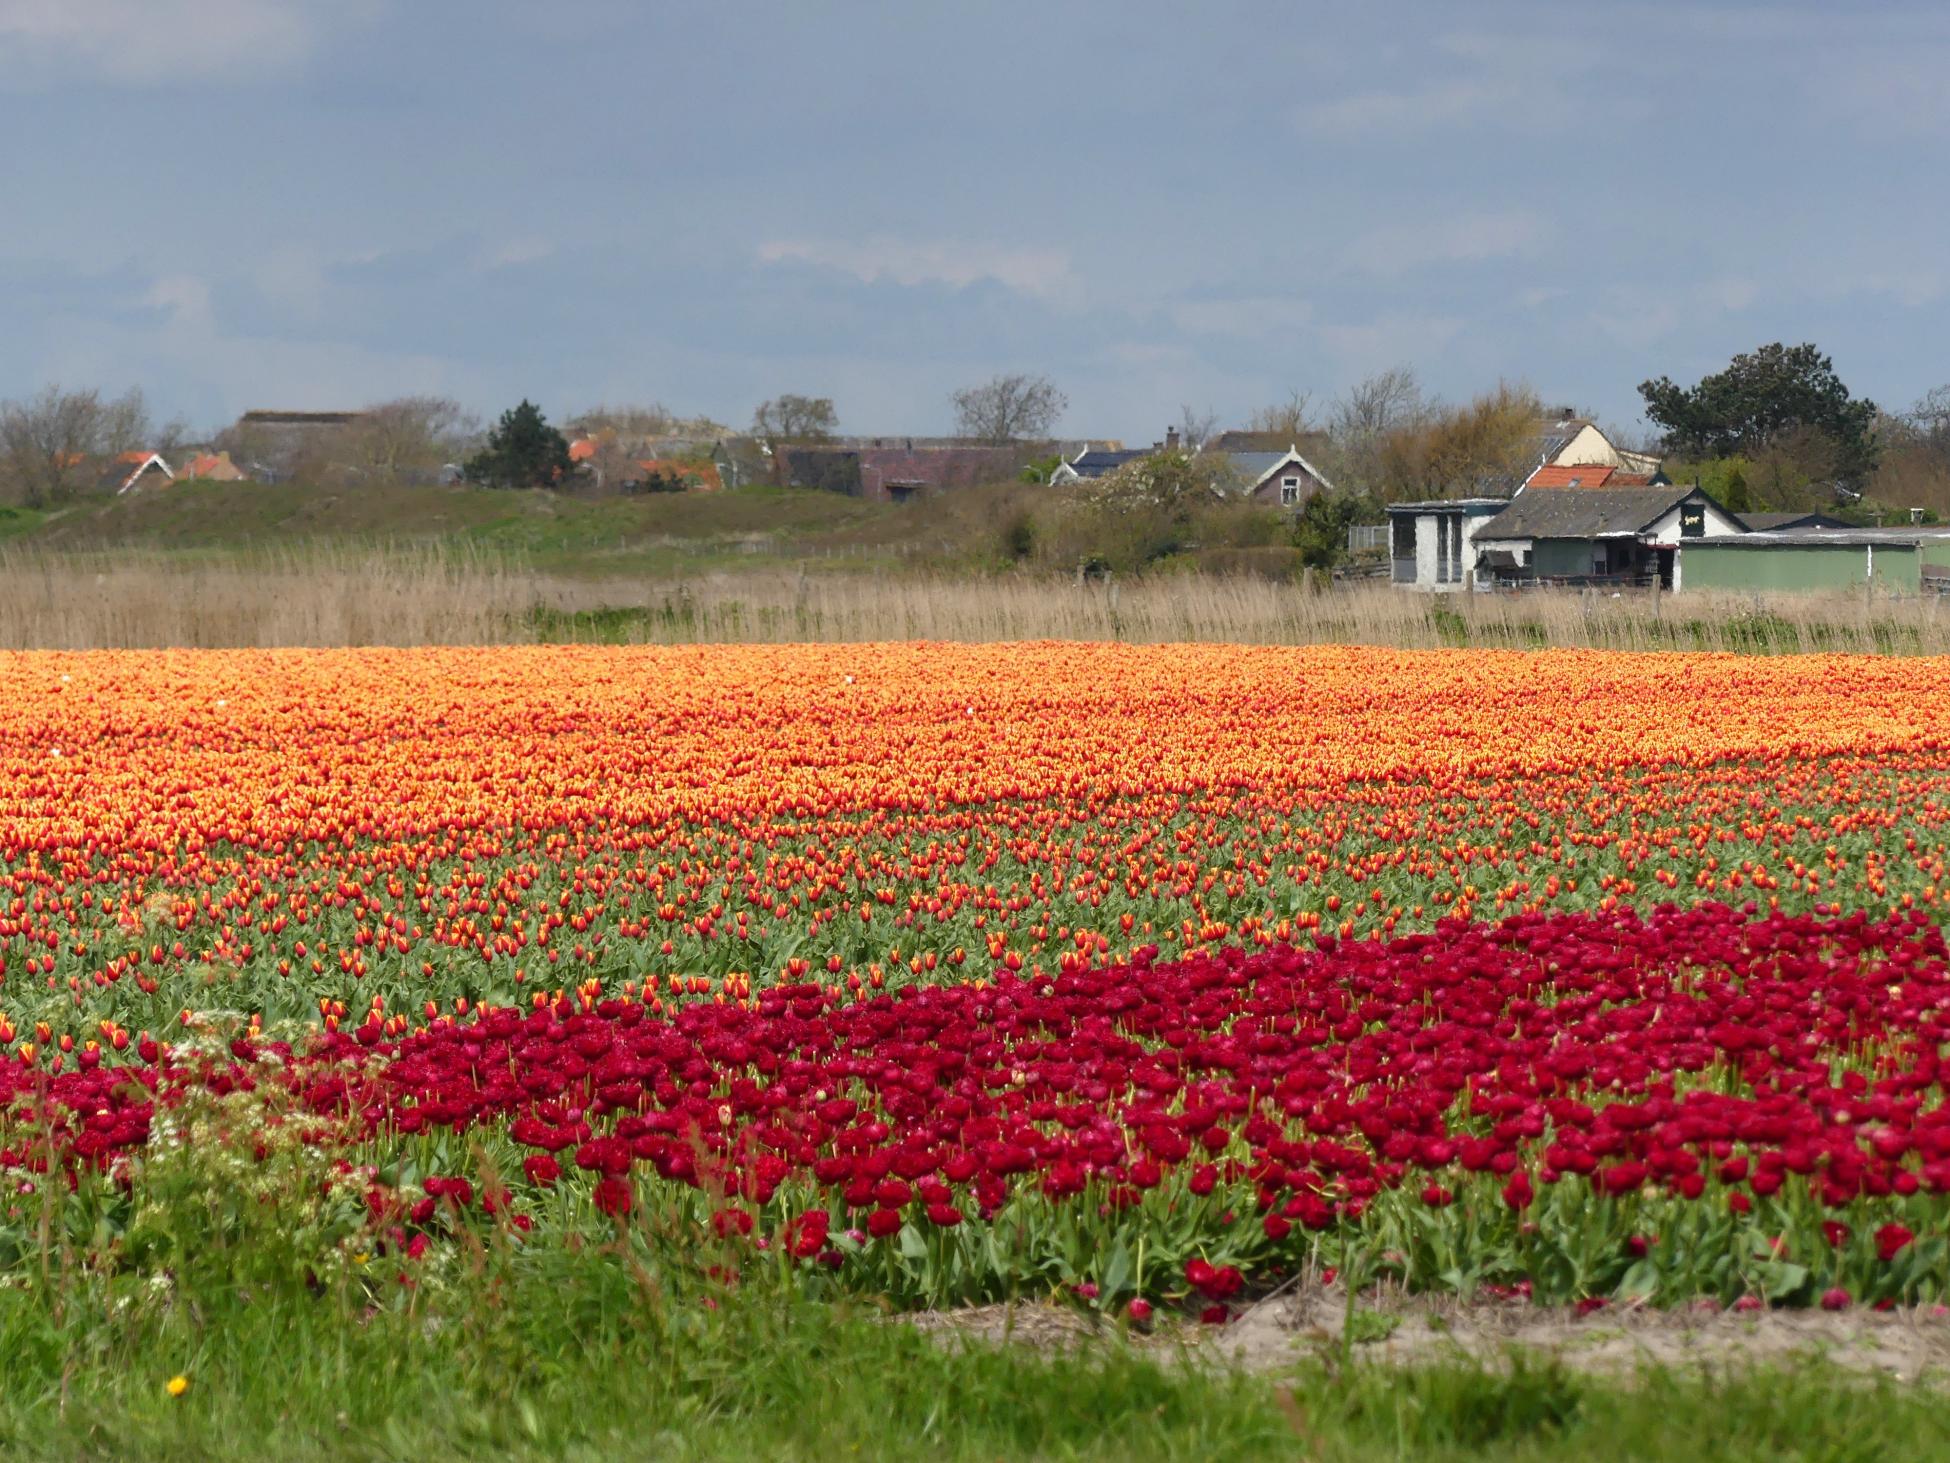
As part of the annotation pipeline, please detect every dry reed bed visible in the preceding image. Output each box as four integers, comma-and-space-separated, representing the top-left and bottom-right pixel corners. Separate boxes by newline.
6, 547, 1947, 652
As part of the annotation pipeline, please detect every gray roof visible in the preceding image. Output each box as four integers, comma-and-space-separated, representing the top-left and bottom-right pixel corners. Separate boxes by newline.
1475, 487, 1700, 540
1737, 511, 1850, 532
1689, 529, 1950, 549
1532, 414, 1591, 460
1225, 451, 1286, 482
1388, 497, 1510, 513
1065, 449, 1149, 478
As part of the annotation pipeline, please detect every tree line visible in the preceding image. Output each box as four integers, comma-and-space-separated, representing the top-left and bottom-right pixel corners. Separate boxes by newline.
5, 345, 1947, 525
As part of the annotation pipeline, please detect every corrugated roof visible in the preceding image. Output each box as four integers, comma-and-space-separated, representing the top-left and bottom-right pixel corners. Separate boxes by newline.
1476, 487, 1698, 540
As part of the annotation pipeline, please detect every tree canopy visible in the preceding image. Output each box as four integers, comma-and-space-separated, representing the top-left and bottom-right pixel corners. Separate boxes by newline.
0, 385, 163, 507
463, 400, 572, 489
951, 374, 1066, 443
1639, 343, 1878, 486
752, 395, 837, 445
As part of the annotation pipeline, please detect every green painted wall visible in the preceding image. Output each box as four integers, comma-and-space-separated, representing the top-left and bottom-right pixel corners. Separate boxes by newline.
1531, 539, 1599, 577
1680, 543, 1919, 593
1872, 545, 1921, 591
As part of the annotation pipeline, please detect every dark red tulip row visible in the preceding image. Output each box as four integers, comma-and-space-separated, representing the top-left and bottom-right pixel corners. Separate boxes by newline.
9, 904, 1950, 1255
320, 902, 1950, 1224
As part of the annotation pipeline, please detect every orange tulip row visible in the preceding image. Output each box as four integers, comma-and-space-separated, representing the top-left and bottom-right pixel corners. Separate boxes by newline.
0, 644, 1943, 1058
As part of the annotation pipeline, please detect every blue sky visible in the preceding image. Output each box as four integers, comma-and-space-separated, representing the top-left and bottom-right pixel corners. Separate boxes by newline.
3, 0, 1946, 442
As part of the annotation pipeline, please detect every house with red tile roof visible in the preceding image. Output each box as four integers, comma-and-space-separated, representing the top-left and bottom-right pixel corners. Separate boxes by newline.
1521, 463, 1666, 491
92, 451, 173, 495
1502, 409, 1664, 494
630, 458, 722, 491
178, 450, 250, 482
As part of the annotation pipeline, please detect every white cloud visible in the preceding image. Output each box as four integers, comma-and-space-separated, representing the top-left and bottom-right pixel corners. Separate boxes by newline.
1587, 294, 1683, 350
1097, 341, 1195, 370
1855, 271, 1943, 307
1586, 275, 1764, 348
0, 0, 342, 83
143, 274, 215, 331
1317, 313, 1464, 375
1297, 79, 1503, 137
1346, 211, 1550, 275
478, 238, 555, 271
1708, 277, 1758, 311
35, 269, 473, 420
756, 237, 1073, 300
1294, 27, 1642, 140
1168, 295, 1313, 338
251, 247, 331, 321
1820, 49, 1950, 140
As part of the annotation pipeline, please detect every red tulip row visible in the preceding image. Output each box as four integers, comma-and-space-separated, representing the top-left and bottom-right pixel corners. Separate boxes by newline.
12, 902, 1950, 1309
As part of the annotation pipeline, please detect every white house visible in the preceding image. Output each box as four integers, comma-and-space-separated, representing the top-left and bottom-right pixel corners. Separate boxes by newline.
1528, 409, 1662, 480
1385, 499, 1510, 590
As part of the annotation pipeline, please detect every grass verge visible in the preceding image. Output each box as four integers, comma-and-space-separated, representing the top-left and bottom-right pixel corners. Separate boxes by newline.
6, 1243, 1947, 1461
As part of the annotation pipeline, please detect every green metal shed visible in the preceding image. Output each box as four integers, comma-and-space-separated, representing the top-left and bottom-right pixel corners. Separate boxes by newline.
1677, 530, 1950, 594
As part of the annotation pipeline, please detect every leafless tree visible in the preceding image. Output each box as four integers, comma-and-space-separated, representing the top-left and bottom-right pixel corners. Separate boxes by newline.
1246, 388, 1312, 438
1901, 386, 1950, 453
1330, 368, 1425, 445
1372, 382, 1542, 500
0, 384, 157, 507
1176, 404, 1221, 452
951, 374, 1067, 443
1869, 394, 1950, 516
753, 394, 838, 445
1326, 368, 1427, 494
343, 397, 481, 481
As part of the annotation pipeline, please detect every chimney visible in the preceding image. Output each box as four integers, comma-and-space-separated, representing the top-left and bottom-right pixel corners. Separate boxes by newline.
1165, 426, 1181, 452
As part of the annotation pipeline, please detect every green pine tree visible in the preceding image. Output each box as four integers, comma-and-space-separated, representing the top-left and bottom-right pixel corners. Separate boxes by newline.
464, 400, 573, 489
1721, 466, 1752, 515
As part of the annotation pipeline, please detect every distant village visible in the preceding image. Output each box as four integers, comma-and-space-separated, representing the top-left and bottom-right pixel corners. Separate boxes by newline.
6, 343, 1949, 597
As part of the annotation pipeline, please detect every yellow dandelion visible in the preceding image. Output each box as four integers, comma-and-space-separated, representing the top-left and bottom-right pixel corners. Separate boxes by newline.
166, 1375, 189, 1398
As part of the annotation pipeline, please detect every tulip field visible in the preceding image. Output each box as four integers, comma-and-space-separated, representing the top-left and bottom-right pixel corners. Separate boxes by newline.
8, 641, 1950, 1335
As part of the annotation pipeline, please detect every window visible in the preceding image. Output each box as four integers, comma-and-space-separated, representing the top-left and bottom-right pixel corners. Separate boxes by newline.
1436, 516, 1451, 583
1391, 515, 1415, 559
1280, 476, 1300, 505
1450, 516, 1464, 581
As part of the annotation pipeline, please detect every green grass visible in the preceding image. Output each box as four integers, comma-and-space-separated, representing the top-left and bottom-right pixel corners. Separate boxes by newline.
1296, 1354, 1950, 1461
0, 1245, 1286, 1461
7, 1066, 1946, 1461
15, 480, 953, 576
8, 1260, 1944, 1461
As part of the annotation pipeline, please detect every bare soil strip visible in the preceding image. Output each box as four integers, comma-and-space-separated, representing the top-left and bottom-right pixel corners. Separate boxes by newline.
907, 1286, 1950, 1382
